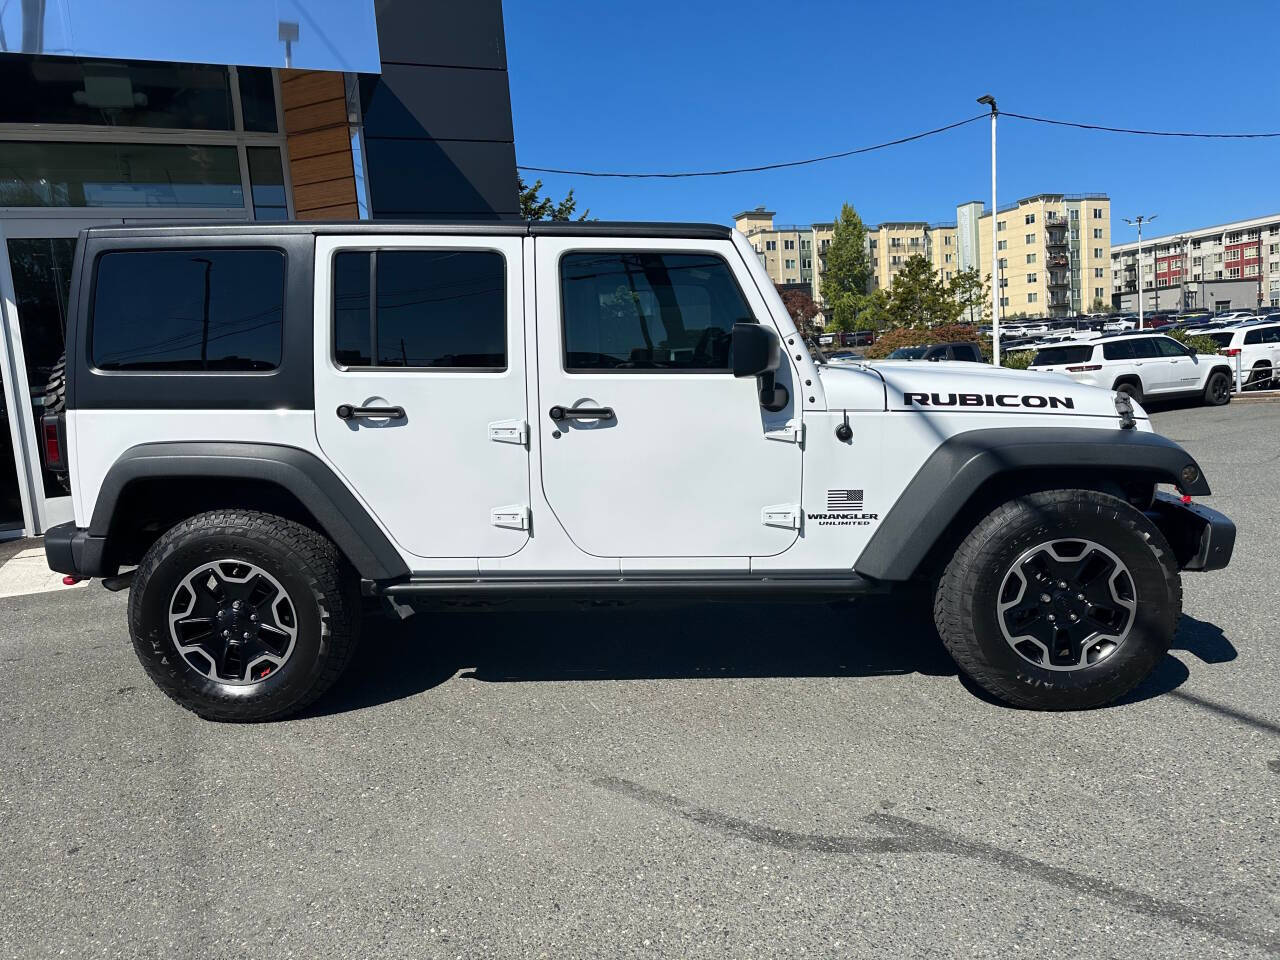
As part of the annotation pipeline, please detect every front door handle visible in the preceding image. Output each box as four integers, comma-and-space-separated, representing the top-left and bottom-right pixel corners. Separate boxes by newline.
549, 405, 614, 422
337, 404, 405, 420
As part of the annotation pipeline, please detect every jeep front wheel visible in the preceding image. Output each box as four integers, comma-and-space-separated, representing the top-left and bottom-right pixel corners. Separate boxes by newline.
128, 510, 360, 721
934, 489, 1181, 710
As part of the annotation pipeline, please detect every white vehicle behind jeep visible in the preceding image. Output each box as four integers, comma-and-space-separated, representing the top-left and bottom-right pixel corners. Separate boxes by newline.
1028, 333, 1234, 407
42, 221, 1235, 721
1206, 321, 1280, 388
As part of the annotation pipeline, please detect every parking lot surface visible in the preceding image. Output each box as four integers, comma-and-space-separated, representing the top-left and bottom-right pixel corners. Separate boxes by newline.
2, 404, 1277, 959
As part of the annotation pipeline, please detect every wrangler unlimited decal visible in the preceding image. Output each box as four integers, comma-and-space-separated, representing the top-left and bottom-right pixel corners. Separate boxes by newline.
903, 392, 1075, 410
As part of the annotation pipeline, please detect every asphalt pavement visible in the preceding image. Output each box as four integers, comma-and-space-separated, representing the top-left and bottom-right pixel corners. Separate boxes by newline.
2, 403, 1277, 959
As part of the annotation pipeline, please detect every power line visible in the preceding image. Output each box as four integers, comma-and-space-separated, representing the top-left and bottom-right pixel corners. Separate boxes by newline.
1001, 111, 1280, 139
517, 110, 1280, 181
517, 113, 988, 179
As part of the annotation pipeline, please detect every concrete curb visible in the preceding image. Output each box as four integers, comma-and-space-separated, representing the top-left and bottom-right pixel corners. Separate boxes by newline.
1233, 390, 1280, 403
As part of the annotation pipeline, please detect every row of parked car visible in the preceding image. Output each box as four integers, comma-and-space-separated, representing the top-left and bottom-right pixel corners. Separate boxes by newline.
1026, 316, 1280, 406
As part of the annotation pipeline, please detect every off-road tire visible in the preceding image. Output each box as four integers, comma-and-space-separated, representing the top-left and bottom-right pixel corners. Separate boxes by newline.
128, 510, 360, 721
1114, 380, 1144, 405
934, 489, 1181, 710
1203, 370, 1232, 406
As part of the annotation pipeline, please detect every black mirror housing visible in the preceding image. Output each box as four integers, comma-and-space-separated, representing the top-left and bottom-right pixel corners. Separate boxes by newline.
732, 321, 781, 378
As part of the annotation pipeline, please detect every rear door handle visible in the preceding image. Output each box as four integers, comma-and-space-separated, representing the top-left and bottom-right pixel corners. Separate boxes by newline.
337, 404, 405, 420
549, 405, 614, 421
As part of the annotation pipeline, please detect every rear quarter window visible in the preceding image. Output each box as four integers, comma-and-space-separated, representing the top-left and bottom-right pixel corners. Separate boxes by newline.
91, 248, 285, 371
1032, 345, 1094, 366
1207, 332, 1235, 348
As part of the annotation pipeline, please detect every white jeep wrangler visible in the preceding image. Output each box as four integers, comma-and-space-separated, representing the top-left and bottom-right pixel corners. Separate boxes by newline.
43, 222, 1235, 720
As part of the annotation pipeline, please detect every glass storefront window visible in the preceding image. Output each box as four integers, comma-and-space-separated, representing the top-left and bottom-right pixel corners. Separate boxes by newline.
247, 147, 288, 220
0, 141, 244, 208
237, 67, 278, 133
0, 56, 235, 130
6, 237, 75, 499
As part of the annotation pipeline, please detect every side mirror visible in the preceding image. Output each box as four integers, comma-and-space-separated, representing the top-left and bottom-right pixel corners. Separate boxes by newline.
731, 321, 789, 412
1187, 345, 1198, 356
732, 321, 781, 378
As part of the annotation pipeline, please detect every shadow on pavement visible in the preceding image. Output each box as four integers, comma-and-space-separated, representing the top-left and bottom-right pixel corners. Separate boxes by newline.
303, 597, 1236, 720
303, 589, 955, 718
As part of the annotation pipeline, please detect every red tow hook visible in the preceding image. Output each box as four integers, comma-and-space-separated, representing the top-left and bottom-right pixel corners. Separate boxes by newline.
1180, 494, 1193, 505
62, 575, 82, 585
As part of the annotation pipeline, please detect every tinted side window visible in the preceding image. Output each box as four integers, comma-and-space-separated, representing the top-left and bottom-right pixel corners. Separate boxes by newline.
1153, 337, 1187, 357
92, 249, 283, 371
1129, 338, 1160, 359
332, 250, 506, 369
1264, 327, 1280, 343
1103, 340, 1135, 361
560, 252, 751, 371
1244, 329, 1263, 345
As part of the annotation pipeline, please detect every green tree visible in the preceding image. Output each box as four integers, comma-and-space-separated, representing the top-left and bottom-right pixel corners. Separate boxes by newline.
885, 255, 951, 328
819, 203, 872, 307
518, 174, 588, 221
946, 267, 990, 325
1089, 296, 1111, 314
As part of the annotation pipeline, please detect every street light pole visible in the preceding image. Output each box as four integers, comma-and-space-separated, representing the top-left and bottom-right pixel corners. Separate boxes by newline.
1123, 214, 1156, 327
978, 95, 999, 365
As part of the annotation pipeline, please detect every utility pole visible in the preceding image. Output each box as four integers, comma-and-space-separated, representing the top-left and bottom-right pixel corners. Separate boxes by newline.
1122, 215, 1156, 327
977, 94, 999, 364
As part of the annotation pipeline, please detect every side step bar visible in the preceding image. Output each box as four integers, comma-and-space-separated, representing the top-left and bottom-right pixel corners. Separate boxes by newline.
379, 573, 883, 601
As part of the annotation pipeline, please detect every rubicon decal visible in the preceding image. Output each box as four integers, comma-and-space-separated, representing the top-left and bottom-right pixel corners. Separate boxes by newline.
903, 392, 1075, 410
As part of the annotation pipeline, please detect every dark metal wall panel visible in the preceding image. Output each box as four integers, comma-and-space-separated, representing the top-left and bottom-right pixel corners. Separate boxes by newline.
372, 0, 508, 69
362, 0, 519, 220
360, 64, 514, 141
363, 140, 519, 218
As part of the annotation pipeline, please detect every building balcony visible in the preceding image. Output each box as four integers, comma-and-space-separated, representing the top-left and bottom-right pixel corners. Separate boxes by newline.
1045, 235, 1068, 250
1048, 273, 1070, 287
1046, 254, 1069, 268
1045, 214, 1069, 229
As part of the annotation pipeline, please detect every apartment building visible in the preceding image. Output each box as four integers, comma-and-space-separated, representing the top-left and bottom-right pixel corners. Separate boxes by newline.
734, 193, 1109, 319
976, 194, 1111, 319
1111, 212, 1280, 313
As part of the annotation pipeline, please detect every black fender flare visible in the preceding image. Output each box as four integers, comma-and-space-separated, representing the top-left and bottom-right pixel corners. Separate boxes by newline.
89, 442, 409, 581
853, 427, 1211, 582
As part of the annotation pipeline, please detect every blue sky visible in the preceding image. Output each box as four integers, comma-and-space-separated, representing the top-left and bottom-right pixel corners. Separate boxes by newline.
506, 0, 1280, 243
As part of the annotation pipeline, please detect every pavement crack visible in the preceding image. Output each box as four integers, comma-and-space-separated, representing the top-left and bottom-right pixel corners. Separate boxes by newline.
593, 775, 1280, 953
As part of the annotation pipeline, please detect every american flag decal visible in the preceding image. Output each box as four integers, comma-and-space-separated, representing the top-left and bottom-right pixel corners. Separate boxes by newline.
827, 489, 864, 512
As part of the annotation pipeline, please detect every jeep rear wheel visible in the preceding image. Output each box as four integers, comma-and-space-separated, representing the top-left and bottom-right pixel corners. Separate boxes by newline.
128, 510, 360, 721
934, 489, 1181, 710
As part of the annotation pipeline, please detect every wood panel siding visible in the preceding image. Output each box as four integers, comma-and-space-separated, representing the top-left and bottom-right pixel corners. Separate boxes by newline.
280, 69, 357, 220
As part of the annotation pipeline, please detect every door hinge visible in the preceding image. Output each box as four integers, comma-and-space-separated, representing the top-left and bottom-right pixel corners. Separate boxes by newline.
765, 419, 804, 445
490, 504, 530, 531
488, 419, 528, 445
761, 503, 801, 530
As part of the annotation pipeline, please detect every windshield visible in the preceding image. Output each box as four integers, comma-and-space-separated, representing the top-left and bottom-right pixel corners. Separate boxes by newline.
887, 346, 927, 359
1032, 345, 1094, 366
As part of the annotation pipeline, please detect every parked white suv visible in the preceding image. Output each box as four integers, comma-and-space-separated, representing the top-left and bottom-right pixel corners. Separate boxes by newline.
1028, 333, 1234, 406
1206, 322, 1280, 389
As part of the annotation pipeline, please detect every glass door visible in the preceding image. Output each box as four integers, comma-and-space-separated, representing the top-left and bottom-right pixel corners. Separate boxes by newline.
0, 217, 125, 532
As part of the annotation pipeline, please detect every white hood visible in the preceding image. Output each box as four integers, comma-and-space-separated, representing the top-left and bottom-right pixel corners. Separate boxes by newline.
818, 360, 1133, 420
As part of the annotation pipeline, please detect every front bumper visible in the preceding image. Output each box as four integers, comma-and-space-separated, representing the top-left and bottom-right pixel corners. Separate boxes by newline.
1147, 492, 1236, 572
43, 521, 111, 579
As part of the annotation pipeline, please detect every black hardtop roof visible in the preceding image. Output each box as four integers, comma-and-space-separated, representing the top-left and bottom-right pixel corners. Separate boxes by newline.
79, 219, 734, 241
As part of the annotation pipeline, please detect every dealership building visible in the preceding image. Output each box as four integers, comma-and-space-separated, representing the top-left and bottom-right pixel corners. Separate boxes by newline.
0, 0, 518, 539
